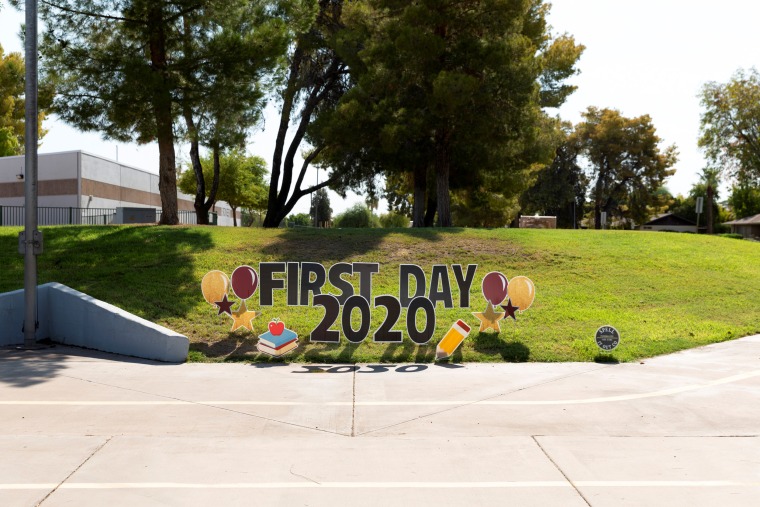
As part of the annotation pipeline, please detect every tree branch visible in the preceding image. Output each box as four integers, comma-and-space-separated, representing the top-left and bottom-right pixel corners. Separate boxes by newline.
293, 145, 326, 193
41, 0, 145, 24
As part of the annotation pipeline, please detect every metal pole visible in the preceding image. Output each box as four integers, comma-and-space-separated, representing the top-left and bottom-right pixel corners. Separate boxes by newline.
23, 0, 39, 347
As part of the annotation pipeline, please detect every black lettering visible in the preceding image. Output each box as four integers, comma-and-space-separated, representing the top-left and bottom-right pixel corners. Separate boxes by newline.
300, 262, 326, 306
399, 264, 426, 308
328, 262, 355, 305
452, 264, 477, 308
428, 265, 453, 308
259, 262, 285, 306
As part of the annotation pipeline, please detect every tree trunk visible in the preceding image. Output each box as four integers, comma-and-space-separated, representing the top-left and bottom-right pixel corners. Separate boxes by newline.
412, 165, 426, 227
434, 129, 452, 227
231, 206, 238, 227
264, 47, 302, 228
148, 4, 178, 225
183, 110, 209, 225
263, 4, 345, 228
707, 184, 714, 234
593, 174, 604, 230
424, 186, 437, 227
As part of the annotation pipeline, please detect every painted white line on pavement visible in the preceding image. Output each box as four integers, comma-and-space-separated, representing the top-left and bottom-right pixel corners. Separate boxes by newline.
1, 481, 759, 490
1, 369, 758, 407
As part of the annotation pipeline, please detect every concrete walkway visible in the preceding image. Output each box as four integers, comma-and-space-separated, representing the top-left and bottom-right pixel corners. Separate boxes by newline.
1, 336, 759, 506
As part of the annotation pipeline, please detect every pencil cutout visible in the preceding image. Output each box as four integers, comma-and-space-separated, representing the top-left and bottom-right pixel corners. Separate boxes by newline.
436, 319, 471, 360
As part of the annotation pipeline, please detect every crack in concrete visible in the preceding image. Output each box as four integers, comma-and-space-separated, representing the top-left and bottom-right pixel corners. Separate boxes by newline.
351, 366, 357, 437
289, 465, 321, 485
356, 365, 609, 436
532, 435, 592, 507
59, 374, 349, 437
37, 435, 112, 506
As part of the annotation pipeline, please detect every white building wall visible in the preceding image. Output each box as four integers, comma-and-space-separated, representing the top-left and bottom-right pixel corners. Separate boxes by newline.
1, 151, 241, 226
80, 154, 116, 184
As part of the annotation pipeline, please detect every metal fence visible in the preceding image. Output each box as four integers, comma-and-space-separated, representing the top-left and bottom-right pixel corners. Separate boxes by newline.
0, 206, 200, 226
0, 206, 116, 226
156, 210, 200, 225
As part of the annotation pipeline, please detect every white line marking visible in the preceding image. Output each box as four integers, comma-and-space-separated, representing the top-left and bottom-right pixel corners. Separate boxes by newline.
1, 481, 759, 490
1, 370, 758, 407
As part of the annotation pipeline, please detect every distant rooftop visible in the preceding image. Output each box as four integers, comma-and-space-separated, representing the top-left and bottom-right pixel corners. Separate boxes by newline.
724, 213, 760, 226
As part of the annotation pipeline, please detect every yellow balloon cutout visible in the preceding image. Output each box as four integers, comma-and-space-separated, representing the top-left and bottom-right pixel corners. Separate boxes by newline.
508, 276, 535, 311
201, 270, 230, 305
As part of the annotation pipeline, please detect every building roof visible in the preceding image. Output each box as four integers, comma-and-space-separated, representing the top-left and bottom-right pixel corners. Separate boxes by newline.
643, 213, 696, 227
724, 213, 760, 226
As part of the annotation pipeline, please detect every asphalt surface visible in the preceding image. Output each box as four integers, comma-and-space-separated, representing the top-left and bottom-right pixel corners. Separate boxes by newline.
1, 335, 759, 506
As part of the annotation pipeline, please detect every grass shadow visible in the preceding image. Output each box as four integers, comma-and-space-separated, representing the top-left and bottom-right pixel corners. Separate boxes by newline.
259, 227, 464, 263
378, 341, 427, 363
471, 331, 531, 362
593, 354, 620, 364
0, 225, 215, 322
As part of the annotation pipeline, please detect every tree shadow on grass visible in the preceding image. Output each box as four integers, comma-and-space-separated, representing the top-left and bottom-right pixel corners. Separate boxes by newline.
593, 353, 620, 364
259, 227, 463, 263
471, 332, 531, 362
0, 226, 215, 322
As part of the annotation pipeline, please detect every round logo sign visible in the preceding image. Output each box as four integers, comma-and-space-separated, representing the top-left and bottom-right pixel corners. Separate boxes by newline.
595, 326, 620, 351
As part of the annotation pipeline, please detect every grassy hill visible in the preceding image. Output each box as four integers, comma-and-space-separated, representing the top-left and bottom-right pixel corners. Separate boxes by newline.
1, 225, 758, 363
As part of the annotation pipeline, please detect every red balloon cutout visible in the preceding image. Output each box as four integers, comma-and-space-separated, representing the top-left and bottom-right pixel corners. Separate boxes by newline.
231, 265, 258, 300
482, 271, 508, 305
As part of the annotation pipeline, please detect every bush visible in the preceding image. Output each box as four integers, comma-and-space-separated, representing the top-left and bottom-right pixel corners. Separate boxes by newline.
379, 212, 410, 228
286, 213, 312, 227
718, 233, 744, 240
334, 204, 380, 228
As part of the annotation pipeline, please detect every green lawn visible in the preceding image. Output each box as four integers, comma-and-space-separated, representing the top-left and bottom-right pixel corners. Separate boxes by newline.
1, 225, 758, 363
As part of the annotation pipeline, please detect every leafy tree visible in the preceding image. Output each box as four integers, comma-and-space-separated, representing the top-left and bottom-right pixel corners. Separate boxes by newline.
309, 187, 332, 226
36, 0, 287, 225
262, 0, 351, 227
311, 0, 584, 227
286, 212, 312, 226
177, 2, 287, 224
520, 127, 588, 228
729, 181, 760, 219
699, 69, 760, 183
0, 43, 51, 156
333, 203, 379, 228
669, 179, 730, 233
451, 189, 520, 228
379, 211, 409, 228
575, 107, 678, 229
179, 150, 268, 226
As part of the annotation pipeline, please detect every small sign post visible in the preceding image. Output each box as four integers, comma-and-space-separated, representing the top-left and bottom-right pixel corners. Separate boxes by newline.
600, 212, 607, 230
695, 197, 704, 233
595, 326, 620, 352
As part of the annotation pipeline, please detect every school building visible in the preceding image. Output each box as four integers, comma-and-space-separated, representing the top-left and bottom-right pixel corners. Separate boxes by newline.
0, 151, 239, 226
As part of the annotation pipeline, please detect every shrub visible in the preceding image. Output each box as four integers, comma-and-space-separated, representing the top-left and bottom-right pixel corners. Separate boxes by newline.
286, 213, 312, 227
718, 233, 744, 240
334, 204, 380, 228
379, 212, 410, 228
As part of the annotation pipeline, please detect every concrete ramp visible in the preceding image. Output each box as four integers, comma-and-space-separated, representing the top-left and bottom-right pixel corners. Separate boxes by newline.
0, 283, 188, 362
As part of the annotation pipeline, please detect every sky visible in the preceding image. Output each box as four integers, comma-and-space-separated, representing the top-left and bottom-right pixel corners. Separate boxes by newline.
2, 0, 759, 214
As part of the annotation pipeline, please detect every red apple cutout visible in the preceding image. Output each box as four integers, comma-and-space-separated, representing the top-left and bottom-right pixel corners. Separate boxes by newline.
269, 320, 285, 336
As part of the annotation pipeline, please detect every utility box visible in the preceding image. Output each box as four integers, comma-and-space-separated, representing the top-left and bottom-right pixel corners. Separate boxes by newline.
114, 207, 156, 224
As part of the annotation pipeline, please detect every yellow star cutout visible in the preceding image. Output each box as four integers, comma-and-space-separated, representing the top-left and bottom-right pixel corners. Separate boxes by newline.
472, 303, 505, 333
230, 300, 258, 332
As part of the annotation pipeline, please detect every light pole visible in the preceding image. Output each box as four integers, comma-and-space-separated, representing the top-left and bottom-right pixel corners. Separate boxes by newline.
22, 0, 42, 347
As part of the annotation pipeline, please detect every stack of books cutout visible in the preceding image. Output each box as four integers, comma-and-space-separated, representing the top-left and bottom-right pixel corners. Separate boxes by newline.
257, 320, 298, 357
